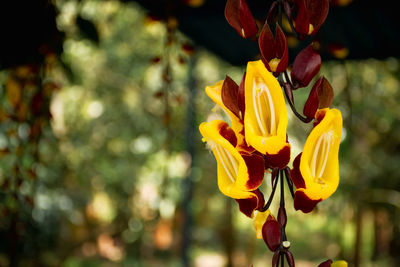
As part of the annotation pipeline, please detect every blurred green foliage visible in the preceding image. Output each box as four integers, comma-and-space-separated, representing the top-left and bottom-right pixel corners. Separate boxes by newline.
0, 1, 399, 267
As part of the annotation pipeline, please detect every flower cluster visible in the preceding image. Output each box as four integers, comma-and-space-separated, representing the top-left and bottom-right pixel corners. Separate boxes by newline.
199, 58, 342, 257
199, 58, 343, 213
199, 0, 350, 265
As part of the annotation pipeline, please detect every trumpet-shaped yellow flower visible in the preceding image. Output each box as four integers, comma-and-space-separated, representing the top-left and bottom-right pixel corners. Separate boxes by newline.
199, 120, 264, 200
292, 108, 343, 212
244, 60, 290, 168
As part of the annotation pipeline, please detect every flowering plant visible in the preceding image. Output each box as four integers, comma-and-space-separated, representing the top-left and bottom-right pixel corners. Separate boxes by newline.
199, 0, 350, 265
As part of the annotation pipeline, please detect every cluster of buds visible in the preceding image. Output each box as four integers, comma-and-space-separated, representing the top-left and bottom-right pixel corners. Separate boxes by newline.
199, 0, 351, 266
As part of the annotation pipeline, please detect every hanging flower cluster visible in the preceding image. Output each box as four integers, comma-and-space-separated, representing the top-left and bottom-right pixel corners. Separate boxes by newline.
200, 0, 350, 266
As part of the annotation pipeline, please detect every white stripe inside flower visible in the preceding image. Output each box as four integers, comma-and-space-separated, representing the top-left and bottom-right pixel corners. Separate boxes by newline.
310, 130, 335, 187
252, 77, 277, 137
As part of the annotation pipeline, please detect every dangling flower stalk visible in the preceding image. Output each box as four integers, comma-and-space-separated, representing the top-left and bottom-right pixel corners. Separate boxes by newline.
200, 0, 349, 266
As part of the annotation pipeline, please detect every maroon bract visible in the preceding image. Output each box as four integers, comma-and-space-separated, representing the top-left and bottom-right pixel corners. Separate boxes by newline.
259, 23, 289, 75
225, 0, 258, 39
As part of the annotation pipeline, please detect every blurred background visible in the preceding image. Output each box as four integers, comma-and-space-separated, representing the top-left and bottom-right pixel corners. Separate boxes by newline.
0, 0, 399, 266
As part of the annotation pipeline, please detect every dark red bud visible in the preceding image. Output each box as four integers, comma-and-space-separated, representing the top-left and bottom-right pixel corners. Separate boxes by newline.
277, 206, 287, 228
274, 25, 289, 73
259, 23, 274, 72
294, 0, 329, 36
307, 0, 329, 34
225, 0, 258, 39
221, 75, 240, 118
294, 0, 310, 36
262, 215, 281, 252
291, 44, 321, 89
259, 23, 288, 74
318, 259, 333, 267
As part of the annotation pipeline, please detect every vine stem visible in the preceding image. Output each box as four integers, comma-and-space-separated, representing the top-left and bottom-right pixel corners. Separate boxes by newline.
280, 170, 287, 242
261, 169, 279, 211
279, 73, 312, 123
284, 167, 295, 199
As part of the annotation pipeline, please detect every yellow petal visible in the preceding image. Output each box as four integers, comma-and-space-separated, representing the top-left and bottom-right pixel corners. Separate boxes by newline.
332, 260, 348, 267
254, 210, 271, 239
300, 108, 342, 200
199, 120, 256, 199
244, 60, 289, 155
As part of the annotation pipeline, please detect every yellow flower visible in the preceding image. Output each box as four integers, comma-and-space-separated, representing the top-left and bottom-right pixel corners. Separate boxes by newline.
199, 120, 265, 200
244, 60, 290, 168
293, 108, 343, 212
